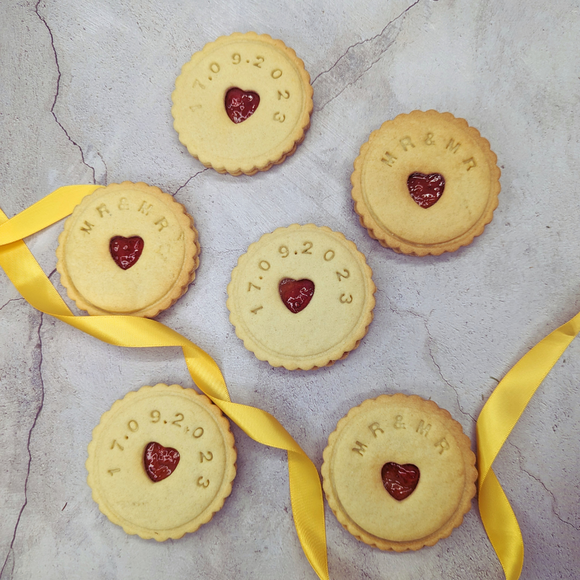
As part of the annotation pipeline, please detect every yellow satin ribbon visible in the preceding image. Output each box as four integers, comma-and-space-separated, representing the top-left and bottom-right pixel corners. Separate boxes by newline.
0, 186, 329, 580
477, 311, 580, 579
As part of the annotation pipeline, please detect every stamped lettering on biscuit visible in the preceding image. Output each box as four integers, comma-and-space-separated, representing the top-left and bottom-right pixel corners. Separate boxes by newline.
369, 422, 384, 437
394, 415, 406, 429
381, 151, 398, 167
462, 157, 477, 171
208, 62, 220, 80
243, 235, 358, 316
111, 440, 125, 451
200, 451, 213, 463
435, 436, 451, 454
80, 221, 95, 234
352, 440, 368, 456
416, 420, 431, 437
138, 201, 153, 215
446, 138, 461, 154
197, 476, 210, 488
96, 203, 111, 217
155, 217, 169, 231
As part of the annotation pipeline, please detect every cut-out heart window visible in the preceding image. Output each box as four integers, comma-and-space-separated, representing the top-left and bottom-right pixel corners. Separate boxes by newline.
225, 87, 260, 123
381, 461, 420, 501
407, 172, 445, 208
144, 441, 180, 483
279, 278, 315, 313
110, 236, 144, 270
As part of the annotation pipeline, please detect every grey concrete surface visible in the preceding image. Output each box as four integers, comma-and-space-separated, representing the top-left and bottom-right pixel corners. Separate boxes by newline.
1, 1, 579, 579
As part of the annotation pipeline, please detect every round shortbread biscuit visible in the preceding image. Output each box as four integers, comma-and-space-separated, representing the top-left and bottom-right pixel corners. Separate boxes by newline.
227, 224, 375, 370
56, 182, 199, 317
322, 394, 477, 551
351, 110, 501, 255
86, 384, 236, 541
172, 32, 313, 176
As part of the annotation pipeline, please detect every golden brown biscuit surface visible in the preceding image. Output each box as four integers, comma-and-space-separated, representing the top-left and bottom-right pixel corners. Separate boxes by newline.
322, 394, 477, 551
56, 182, 199, 317
351, 110, 501, 255
86, 384, 236, 541
227, 224, 375, 370
172, 32, 313, 175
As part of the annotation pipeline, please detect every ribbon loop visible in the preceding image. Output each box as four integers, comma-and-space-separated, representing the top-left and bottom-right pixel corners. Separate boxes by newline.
6, 184, 579, 580
476, 311, 580, 580
0, 190, 329, 580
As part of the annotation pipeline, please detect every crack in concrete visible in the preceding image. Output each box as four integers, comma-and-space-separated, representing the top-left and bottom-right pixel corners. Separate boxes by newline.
386, 297, 476, 422
0, 298, 24, 313
424, 325, 476, 423
508, 440, 580, 531
171, 168, 210, 197
0, 314, 46, 579
96, 151, 108, 186
0, 552, 14, 580
312, 0, 421, 112
34, 0, 96, 184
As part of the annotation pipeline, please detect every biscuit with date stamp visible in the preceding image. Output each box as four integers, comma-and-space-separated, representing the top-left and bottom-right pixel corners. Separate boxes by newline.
86, 384, 236, 541
351, 110, 501, 255
56, 182, 199, 317
322, 394, 477, 551
227, 224, 376, 370
172, 32, 313, 176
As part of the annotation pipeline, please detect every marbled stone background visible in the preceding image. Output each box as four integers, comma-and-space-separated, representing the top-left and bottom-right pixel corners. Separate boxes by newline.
1, 1, 579, 578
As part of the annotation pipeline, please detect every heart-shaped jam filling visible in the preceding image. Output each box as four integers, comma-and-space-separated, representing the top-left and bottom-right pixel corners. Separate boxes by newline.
407, 172, 445, 208
381, 462, 420, 501
144, 441, 180, 483
225, 87, 260, 123
110, 236, 144, 270
279, 278, 315, 314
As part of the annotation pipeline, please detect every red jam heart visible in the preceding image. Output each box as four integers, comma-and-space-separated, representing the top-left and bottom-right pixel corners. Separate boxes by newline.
407, 172, 445, 208
144, 442, 180, 483
225, 87, 260, 124
109, 236, 144, 270
279, 278, 315, 314
381, 462, 420, 501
